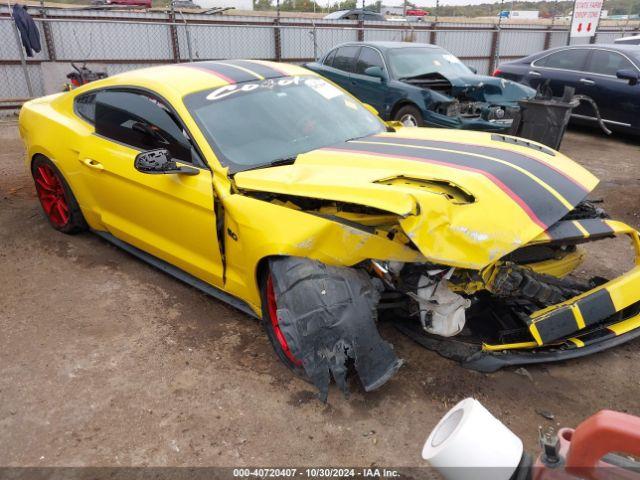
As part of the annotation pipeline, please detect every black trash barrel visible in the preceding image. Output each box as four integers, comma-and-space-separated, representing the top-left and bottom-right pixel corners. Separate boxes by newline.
509, 91, 578, 150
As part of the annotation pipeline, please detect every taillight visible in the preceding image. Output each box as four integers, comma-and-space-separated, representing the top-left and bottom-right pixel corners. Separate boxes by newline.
492, 69, 503, 77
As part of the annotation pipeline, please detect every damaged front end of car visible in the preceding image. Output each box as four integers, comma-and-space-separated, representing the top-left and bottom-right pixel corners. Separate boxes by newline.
378, 212, 640, 373
233, 130, 640, 398
406, 72, 534, 132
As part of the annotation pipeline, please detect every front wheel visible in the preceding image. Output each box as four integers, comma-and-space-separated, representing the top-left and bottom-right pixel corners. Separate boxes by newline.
394, 104, 424, 127
31, 156, 88, 234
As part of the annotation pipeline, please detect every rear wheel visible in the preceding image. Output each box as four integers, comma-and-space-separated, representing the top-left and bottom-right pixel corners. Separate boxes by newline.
260, 266, 308, 379
394, 104, 423, 127
31, 156, 88, 234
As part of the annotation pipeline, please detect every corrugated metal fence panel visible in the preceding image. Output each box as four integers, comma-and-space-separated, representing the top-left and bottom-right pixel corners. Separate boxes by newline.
283, 26, 357, 60
365, 27, 434, 43
281, 25, 316, 60
548, 30, 569, 48
103, 62, 164, 75
569, 36, 591, 45
435, 30, 494, 57
47, 9, 168, 19
595, 31, 622, 42
498, 30, 547, 56
178, 23, 274, 60
0, 64, 44, 97
48, 20, 174, 60
0, 18, 47, 61
464, 58, 491, 74
4, 12, 639, 101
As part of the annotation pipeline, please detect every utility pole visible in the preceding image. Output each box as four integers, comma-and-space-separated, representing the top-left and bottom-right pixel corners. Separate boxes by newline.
403, 0, 407, 16
276, 0, 280, 19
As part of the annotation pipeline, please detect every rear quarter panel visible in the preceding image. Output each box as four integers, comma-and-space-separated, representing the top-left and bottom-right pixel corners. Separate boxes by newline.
19, 92, 104, 229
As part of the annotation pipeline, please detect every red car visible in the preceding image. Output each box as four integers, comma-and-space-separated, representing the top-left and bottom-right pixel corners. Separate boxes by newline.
406, 8, 428, 16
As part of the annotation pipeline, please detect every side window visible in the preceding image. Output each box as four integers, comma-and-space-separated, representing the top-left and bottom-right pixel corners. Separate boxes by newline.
536, 49, 590, 71
75, 92, 97, 124
94, 90, 195, 163
587, 50, 636, 76
323, 49, 337, 66
332, 46, 361, 73
356, 47, 385, 75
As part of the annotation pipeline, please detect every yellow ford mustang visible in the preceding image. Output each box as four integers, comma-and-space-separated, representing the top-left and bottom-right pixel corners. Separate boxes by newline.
19, 60, 640, 400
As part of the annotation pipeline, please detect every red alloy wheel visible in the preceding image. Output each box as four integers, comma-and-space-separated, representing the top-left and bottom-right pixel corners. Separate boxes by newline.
266, 274, 302, 366
33, 164, 70, 228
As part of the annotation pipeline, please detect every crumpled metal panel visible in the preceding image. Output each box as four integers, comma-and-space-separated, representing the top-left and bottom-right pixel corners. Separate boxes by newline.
270, 257, 403, 401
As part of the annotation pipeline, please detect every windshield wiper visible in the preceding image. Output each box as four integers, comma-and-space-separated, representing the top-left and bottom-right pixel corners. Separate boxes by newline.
243, 156, 298, 172
267, 156, 297, 167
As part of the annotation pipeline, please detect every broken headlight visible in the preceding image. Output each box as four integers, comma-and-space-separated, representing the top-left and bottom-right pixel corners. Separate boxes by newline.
486, 105, 517, 123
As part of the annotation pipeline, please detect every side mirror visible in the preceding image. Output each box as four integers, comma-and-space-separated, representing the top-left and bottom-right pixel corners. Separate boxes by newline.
466, 65, 478, 74
134, 149, 199, 176
364, 66, 387, 82
362, 103, 379, 116
616, 69, 639, 85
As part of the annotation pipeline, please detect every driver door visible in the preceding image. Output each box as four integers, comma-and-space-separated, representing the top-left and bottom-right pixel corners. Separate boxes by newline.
350, 46, 388, 116
75, 88, 223, 286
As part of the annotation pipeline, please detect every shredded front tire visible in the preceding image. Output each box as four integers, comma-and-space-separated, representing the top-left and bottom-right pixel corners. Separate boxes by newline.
265, 257, 403, 401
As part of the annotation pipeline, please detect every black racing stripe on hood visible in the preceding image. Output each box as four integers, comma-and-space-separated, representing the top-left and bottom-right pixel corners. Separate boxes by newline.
578, 219, 615, 238
223, 60, 287, 79
367, 136, 589, 206
330, 141, 571, 228
546, 220, 584, 241
189, 61, 258, 83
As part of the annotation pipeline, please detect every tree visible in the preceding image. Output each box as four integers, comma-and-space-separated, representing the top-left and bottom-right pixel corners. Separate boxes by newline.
253, 0, 272, 10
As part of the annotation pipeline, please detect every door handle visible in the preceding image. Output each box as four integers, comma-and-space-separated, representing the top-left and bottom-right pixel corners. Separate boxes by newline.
81, 158, 104, 171
579, 78, 596, 86
528, 70, 542, 77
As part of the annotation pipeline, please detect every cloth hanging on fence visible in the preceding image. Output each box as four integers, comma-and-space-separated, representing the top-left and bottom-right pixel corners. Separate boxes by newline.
11, 4, 41, 57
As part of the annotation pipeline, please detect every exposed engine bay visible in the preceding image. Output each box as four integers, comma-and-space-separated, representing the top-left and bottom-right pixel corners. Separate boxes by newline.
402, 72, 524, 127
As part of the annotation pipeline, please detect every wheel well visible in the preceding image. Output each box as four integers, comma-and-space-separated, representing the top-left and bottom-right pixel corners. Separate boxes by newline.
390, 100, 419, 120
30, 153, 48, 173
255, 255, 284, 312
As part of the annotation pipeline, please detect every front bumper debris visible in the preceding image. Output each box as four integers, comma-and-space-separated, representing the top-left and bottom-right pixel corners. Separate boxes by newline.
397, 221, 640, 371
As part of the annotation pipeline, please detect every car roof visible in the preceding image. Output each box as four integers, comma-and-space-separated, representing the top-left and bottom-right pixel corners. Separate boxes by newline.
76, 60, 313, 99
323, 9, 349, 18
506, 43, 640, 64
549, 44, 640, 62
323, 9, 383, 18
333, 41, 441, 51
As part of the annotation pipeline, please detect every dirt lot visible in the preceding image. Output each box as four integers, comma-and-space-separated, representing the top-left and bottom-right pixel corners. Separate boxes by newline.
1, 119, 639, 468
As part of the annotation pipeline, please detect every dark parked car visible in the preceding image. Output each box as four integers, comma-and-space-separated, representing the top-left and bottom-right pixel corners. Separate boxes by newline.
494, 44, 640, 135
305, 42, 535, 131
323, 9, 386, 21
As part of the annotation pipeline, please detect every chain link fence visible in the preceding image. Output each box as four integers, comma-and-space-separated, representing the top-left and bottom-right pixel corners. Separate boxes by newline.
1, 7, 639, 108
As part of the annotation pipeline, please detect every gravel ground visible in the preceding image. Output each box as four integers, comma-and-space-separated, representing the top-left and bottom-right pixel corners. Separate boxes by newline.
1, 119, 639, 468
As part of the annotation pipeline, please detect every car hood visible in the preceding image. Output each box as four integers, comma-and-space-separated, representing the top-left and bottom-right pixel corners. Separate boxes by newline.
405, 72, 535, 103
446, 73, 535, 102
234, 128, 598, 269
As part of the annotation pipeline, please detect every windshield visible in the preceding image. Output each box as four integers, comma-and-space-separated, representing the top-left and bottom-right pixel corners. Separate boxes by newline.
388, 47, 473, 79
184, 76, 385, 172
